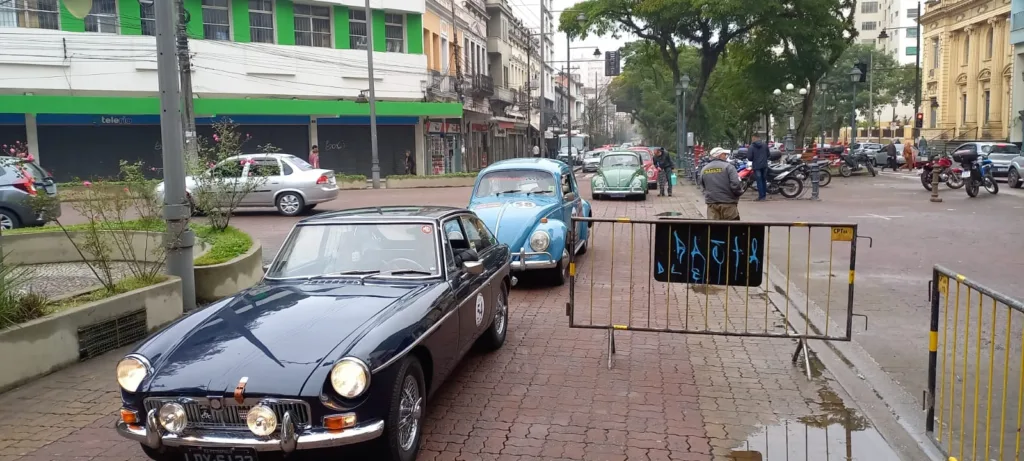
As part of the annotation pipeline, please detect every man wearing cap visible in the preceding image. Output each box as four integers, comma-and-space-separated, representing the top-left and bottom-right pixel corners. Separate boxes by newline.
699, 148, 743, 220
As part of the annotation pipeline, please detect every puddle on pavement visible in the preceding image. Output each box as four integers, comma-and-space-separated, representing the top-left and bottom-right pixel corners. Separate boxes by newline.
689, 284, 723, 295
728, 383, 900, 460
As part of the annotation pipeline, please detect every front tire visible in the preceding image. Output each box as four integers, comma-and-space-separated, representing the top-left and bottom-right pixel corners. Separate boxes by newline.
381, 357, 426, 461
984, 176, 999, 194
1009, 169, 1023, 188
141, 445, 179, 461
866, 162, 877, 177
921, 171, 933, 191
778, 178, 803, 198
966, 180, 980, 197
817, 169, 832, 187
550, 249, 569, 286
478, 282, 509, 351
838, 164, 852, 177
275, 192, 305, 216
0, 209, 21, 230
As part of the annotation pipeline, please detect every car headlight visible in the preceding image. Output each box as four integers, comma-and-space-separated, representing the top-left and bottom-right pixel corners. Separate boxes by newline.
530, 230, 550, 252
593, 177, 605, 189
330, 358, 370, 399
631, 176, 644, 189
647, 169, 656, 178
246, 405, 278, 436
158, 402, 187, 434
116, 356, 149, 392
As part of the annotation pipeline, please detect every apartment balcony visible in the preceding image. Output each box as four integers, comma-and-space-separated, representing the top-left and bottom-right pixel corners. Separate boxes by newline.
426, 70, 459, 101
469, 74, 494, 97
493, 86, 516, 105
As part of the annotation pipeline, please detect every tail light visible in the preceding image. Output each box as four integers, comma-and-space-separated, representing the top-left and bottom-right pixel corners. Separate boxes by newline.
13, 179, 36, 196
316, 175, 329, 185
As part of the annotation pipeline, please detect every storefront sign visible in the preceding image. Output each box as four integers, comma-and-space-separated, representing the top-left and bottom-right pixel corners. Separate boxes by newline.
427, 121, 444, 134
445, 122, 462, 134
495, 128, 508, 138
471, 123, 489, 132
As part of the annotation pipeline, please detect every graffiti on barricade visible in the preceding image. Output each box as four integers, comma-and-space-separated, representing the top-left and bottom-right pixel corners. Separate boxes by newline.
652, 221, 766, 287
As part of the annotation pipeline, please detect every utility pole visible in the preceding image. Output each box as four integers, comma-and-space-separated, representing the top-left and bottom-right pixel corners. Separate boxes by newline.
868, 49, 874, 142
449, 0, 463, 171
364, 0, 381, 188
538, 2, 547, 157
526, 39, 532, 153
566, 37, 572, 157
175, 0, 198, 165
153, 0, 196, 311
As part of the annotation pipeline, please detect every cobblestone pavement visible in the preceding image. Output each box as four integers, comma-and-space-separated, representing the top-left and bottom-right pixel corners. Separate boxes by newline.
22, 262, 150, 299
2, 180, 902, 460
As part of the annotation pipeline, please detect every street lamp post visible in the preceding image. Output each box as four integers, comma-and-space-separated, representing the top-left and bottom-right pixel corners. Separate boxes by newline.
364, 0, 380, 188
849, 66, 862, 146
676, 75, 689, 176
818, 82, 828, 146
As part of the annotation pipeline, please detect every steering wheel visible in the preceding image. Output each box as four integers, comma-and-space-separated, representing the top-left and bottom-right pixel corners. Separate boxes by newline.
383, 257, 429, 272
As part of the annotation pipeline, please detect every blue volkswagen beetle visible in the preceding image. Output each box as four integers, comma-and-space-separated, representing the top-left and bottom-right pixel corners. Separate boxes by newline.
469, 158, 592, 285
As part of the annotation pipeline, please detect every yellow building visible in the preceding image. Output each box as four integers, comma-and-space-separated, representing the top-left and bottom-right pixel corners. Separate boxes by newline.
422, 10, 463, 76
920, 0, 1013, 141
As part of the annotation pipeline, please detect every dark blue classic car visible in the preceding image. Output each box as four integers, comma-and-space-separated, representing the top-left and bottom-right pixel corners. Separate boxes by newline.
115, 206, 512, 461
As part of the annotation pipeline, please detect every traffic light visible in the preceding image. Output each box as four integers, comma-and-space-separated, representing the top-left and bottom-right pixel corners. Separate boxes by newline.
604, 50, 621, 77
855, 62, 868, 83
915, 112, 924, 128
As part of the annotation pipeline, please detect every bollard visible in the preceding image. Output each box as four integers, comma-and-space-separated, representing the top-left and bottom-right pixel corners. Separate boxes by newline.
929, 159, 943, 203
810, 158, 821, 201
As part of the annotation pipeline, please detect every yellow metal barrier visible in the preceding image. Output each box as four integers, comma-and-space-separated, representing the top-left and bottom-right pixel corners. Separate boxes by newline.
926, 265, 1024, 461
566, 216, 862, 371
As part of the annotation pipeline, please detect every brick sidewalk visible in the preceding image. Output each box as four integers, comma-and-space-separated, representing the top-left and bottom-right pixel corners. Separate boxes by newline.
0, 184, 898, 461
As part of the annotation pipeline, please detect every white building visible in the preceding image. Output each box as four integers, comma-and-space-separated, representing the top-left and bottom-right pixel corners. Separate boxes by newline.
0, 0, 460, 180
873, 0, 920, 122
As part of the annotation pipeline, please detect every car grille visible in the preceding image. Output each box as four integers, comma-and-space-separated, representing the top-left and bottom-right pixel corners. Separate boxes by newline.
144, 398, 312, 430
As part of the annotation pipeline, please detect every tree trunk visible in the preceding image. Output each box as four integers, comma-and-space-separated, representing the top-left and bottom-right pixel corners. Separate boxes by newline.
794, 81, 818, 149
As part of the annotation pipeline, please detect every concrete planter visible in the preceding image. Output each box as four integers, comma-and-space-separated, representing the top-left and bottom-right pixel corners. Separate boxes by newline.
385, 176, 476, 189
195, 241, 264, 303
337, 179, 366, 190
0, 277, 183, 392
4, 231, 209, 265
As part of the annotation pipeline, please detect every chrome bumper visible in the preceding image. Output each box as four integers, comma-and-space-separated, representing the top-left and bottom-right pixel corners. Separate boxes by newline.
116, 409, 384, 453
511, 248, 559, 271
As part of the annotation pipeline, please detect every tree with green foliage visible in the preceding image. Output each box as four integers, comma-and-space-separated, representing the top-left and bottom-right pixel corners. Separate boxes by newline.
558, 0, 791, 121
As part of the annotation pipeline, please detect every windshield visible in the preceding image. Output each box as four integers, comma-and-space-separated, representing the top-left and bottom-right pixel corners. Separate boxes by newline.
602, 154, 640, 168
587, 151, 604, 159
636, 151, 652, 162
474, 169, 556, 197
267, 223, 440, 278
982, 144, 1020, 155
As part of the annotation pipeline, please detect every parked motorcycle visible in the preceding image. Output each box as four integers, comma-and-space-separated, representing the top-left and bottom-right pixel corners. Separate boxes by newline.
785, 155, 832, 187
837, 151, 877, 177
736, 160, 804, 198
919, 155, 964, 191
953, 150, 998, 197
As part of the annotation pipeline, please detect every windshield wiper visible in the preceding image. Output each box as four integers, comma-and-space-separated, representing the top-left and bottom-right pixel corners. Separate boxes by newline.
527, 190, 554, 195
365, 270, 434, 279
495, 189, 523, 196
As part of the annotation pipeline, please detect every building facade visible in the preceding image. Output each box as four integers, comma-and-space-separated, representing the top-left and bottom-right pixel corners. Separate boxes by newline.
0, 0, 461, 180
1009, 0, 1024, 142
920, 0, 1013, 142
485, 0, 532, 160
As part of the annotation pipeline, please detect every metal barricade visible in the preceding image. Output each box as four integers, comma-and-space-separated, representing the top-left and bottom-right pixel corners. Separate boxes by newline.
925, 266, 1024, 461
567, 216, 864, 372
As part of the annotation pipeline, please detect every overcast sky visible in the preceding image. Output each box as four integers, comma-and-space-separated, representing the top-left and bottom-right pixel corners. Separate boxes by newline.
504, 0, 634, 88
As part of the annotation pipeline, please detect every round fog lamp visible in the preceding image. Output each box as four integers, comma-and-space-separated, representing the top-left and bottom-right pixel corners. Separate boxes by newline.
247, 405, 278, 436
158, 402, 187, 434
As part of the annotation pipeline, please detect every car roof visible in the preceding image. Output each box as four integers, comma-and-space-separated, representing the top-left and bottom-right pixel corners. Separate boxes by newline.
483, 158, 570, 175
604, 150, 641, 157
299, 206, 465, 224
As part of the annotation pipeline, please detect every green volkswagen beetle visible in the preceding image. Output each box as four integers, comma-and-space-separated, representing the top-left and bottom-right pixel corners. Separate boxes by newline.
591, 151, 648, 200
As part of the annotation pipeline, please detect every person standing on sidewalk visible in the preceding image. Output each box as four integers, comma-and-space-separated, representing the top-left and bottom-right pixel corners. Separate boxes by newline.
309, 145, 320, 169
699, 148, 743, 220
532, 143, 541, 157
653, 147, 674, 196
901, 140, 915, 171
403, 149, 416, 175
748, 134, 769, 201
882, 139, 899, 171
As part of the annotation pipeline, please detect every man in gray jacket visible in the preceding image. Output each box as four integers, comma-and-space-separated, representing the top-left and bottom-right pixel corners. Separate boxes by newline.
699, 148, 744, 220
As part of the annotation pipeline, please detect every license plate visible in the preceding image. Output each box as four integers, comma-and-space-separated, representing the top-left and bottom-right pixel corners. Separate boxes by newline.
961, 171, 972, 179
609, 193, 626, 198
182, 447, 258, 461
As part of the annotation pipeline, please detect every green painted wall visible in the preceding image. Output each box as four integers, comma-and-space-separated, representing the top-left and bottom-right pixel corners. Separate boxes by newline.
183, 0, 203, 39
117, 0, 142, 35
405, 14, 423, 54
231, 0, 250, 43
0, 95, 463, 117
276, 0, 295, 46
333, 5, 350, 50
59, 1, 85, 32
372, 10, 386, 52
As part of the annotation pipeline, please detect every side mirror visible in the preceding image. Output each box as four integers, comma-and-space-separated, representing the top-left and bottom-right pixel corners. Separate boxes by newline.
262, 264, 270, 273
463, 260, 485, 276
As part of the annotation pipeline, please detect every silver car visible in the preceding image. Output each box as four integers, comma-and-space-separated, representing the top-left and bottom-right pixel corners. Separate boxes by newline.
155, 153, 340, 216
1006, 151, 1024, 188
582, 150, 604, 172
0, 157, 61, 229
